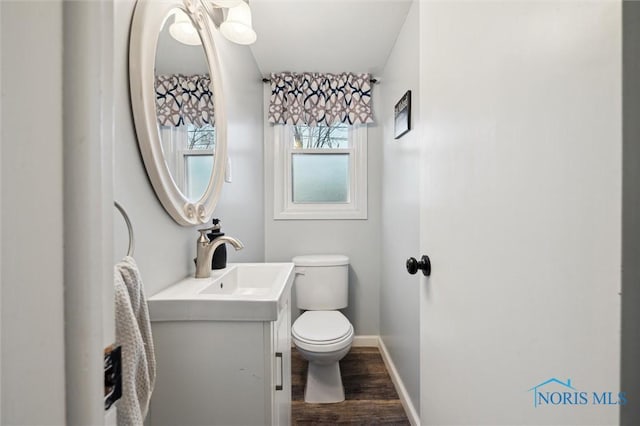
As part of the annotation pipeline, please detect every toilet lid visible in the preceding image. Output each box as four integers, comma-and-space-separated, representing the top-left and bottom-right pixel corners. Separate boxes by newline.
292, 311, 352, 344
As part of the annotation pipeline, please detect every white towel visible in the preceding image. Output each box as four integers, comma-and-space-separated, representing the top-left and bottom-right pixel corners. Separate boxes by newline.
115, 256, 156, 425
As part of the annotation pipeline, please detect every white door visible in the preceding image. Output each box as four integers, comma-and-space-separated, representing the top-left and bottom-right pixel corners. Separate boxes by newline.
418, 1, 622, 425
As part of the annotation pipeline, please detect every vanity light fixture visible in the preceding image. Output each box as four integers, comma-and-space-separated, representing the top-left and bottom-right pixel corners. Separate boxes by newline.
169, 9, 202, 46
205, 0, 257, 46
219, 2, 257, 45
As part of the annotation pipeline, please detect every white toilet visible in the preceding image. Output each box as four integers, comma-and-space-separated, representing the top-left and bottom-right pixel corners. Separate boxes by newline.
291, 254, 354, 403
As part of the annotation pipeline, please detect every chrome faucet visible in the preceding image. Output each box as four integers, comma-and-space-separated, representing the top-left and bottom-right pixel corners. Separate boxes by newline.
195, 226, 244, 278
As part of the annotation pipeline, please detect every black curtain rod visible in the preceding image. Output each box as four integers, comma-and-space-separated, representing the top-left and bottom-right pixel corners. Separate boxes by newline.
262, 77, 379, 84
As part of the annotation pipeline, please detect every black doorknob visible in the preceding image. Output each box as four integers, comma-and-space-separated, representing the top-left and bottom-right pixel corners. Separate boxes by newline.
406, 255, 431, 276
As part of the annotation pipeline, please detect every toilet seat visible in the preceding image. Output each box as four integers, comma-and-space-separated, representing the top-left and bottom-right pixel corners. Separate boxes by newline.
292, 311, 354, 353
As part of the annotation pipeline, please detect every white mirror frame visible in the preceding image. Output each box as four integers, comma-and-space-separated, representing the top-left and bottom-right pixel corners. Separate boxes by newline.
129, 0, 227, 226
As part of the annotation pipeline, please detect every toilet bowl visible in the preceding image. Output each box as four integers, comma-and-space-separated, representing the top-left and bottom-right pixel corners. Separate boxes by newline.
291, 254, 353, 403
292, 310, 354, 403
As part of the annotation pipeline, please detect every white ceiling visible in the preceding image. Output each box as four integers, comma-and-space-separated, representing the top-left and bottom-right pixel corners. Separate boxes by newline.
248, 0, 412, 77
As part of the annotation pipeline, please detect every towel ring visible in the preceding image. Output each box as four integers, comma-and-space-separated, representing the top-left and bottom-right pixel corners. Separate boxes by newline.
114, 201, 135, 257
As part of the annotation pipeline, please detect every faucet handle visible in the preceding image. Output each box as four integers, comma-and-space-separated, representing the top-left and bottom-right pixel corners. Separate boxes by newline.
197, 225, 218, 234
196, 218, 221, 239
196, 226, 216, 243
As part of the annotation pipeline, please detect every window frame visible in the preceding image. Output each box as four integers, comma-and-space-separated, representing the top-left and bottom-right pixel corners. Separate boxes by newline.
273, 123, 368, 220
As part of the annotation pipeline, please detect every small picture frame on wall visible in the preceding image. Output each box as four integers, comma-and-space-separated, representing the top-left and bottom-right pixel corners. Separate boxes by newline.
394, 90, 411, 139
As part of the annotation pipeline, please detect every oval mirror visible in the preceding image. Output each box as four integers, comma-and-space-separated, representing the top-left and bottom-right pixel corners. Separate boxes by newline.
129, 0, 227, 226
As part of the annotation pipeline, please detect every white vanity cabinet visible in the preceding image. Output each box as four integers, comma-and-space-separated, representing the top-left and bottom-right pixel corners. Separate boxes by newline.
149, 298, 291, 426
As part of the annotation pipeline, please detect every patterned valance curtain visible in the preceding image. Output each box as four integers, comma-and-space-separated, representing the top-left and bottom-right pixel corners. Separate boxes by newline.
155, 74, 215, 127
268, 72, 374, 126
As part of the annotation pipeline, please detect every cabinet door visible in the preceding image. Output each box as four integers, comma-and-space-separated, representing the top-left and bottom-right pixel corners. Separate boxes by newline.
273, 301, 291, 425
151, 321, 267, 426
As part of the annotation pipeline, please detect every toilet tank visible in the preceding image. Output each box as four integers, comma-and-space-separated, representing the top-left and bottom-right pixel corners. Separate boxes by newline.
292, 255, 349, 310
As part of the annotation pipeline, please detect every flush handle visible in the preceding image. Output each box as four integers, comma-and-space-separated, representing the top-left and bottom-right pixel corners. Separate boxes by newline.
406, 255, 431, 276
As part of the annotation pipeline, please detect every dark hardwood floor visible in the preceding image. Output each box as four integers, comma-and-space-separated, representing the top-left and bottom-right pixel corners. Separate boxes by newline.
292, 346, 410, 425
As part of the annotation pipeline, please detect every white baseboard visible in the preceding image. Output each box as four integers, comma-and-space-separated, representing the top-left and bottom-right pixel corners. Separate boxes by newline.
352, 335, 380, 347
352, 335, 420, 426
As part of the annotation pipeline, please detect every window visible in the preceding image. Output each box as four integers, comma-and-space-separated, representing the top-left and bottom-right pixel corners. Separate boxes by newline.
274, 123, 367, 220
182, 124, 215, 199
160, 124, 216, 201
184, 153, 213, 201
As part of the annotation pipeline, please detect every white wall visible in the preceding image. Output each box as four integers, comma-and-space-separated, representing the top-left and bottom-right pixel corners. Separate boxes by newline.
263, 90, 383, 335
0, 1, 66, 424
419, 1, 621, 424
379, 0, 420, 414
209, 30, 265, 264
114, 1, 264, 296
622, 2, 640, 424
